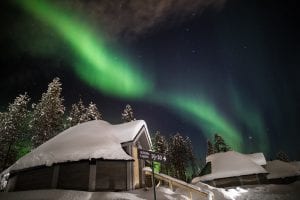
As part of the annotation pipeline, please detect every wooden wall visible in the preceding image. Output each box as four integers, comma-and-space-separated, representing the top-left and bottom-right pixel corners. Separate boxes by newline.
9, 159, 128, 192
132, 145, 140, 189
14, 166, 53, 191
57, 161, 90, 190
268, 176, 298, 184
204, 173, 268, 188
96, 161, 127, 191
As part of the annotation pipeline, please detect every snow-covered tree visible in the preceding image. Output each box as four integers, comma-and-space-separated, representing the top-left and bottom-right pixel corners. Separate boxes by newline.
68, 100, 102, 127
68, 99, 87, 126
86, 102, 102, 121
31, 78, 65, 148
214, 133, 230, 153
276, 150, 289, 162
168, 133, 195, 181
121, 104, 135, 122
152, 131, 167, 153
0, 93, 30, 170
207, 139, 214, 156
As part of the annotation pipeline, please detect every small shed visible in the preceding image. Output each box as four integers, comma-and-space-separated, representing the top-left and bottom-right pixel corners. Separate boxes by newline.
192, 151, 268, 187
265, 160, 300, 184
4, 120, 152, 192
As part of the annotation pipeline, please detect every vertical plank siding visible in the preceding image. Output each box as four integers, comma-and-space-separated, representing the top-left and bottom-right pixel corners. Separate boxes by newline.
14, 166, 53, 191
57, 161, 90, 190
95, 160, 127, 191
7, 159, 134, 192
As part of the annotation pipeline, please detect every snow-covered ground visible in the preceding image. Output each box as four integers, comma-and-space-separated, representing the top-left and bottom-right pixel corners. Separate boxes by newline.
0, 187, 189, 200
193, 181, 300, 200
1, 182, 300, 200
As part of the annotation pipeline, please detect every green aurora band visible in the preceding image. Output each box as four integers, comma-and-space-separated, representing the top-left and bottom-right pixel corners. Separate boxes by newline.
161, 94, 243, 151
16, 0, 152, 98
229, 86, 269, 153
16, 0, 269, 153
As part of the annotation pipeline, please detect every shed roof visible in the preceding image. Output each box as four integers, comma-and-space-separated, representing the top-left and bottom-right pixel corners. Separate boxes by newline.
7, 120, 151, 172
246, 152, 267, 166
192, 151, 267, 183
266, 160, 299, 179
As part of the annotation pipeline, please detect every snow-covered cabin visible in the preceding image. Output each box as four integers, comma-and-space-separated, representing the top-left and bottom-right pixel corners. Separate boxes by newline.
192, 151, 268, 187
265, 160, 300, 184
5, 120, 152, 192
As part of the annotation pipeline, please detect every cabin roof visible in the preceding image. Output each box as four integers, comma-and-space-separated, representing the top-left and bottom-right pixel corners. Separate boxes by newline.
192, 151, 267, 183
266, 160, 299, 179
6, 120, 151, 172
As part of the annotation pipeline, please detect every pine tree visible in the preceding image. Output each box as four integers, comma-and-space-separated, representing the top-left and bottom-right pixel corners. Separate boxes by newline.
68, 100, 102, 127
168, 133, 196, 181
152, 131, 168, 174
68, 99, 87, 126
214, 133, 230, 153
207, 139, 214, 156
153, 131, 167, 153
0, 93, 30, 170
276, 150, 289, 162
31, 78, 65, 148
121, 104, 135, 122
86, 102, 102, 121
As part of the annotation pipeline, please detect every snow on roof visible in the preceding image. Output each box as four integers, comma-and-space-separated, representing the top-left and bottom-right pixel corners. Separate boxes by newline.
265, 160, 299, 179
7, 120, 150, 172
290, 161, 300, 171
246, 153, 267, 166
110, 120, 151, 145
193, 151, 267, 182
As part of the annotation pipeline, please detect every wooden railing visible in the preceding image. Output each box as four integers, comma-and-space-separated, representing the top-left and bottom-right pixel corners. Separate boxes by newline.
144, 170, 214, 200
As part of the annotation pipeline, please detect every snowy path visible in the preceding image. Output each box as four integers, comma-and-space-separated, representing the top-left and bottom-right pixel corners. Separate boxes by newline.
1, 182, 299, 200
205, 181, 300, 200
0, 187, 190, 200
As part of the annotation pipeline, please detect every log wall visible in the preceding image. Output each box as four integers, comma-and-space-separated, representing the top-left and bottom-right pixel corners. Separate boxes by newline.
8, 159, 128, 192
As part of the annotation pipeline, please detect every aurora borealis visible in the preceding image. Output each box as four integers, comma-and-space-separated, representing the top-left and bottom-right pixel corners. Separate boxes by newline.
16, 0, 152, 98
1, 0, 299, 159
16, 0, 244, 152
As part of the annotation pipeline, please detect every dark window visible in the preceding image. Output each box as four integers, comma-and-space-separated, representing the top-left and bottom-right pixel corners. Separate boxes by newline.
122, 146, 129, 155
199, 162, 211, 176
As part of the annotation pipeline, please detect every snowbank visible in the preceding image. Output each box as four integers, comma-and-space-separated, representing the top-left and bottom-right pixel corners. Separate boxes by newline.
266, 160, 299, 179
192, 151, 267, 182
193, 181, 300, 200
0, 187, 190, 200
6, 120, 150, 172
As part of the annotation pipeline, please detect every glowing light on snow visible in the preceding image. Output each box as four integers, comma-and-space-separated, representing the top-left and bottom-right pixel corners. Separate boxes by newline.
154, 94, 243, 151
16, 0, 152, 98
219, 187, 248, 200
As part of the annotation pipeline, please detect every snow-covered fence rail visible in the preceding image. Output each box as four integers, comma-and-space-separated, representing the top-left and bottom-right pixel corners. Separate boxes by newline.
145, 171, 214, 200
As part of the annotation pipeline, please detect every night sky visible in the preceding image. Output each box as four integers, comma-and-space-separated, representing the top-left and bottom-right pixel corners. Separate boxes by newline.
0, 0, 299, 160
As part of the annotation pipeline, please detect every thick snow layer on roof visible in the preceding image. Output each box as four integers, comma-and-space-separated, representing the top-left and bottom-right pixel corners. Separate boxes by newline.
290, 161, 300, 171
266, 160, 299, 179
110, 120, 151, 144
246, 153, 267, 166
193, 151, 267, 182
7, 120, 150, 172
